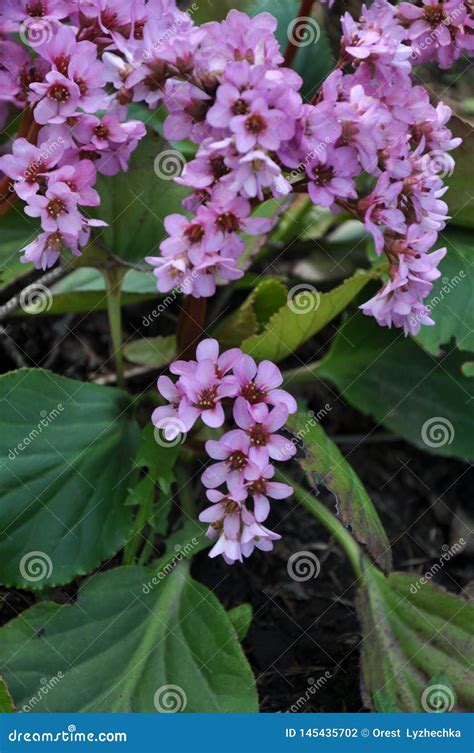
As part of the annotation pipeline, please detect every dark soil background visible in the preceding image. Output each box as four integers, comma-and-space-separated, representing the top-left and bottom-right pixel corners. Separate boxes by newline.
1, 301, 472, 713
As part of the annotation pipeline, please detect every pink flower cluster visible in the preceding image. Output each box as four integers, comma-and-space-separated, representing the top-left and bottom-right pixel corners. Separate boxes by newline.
397, 0, 474, 68
153, 339, 297, 564
0, 4, 148, 268
0, 1, 466, 334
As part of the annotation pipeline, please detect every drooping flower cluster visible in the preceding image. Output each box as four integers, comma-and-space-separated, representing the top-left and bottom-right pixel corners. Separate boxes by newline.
153, 339, 296, 564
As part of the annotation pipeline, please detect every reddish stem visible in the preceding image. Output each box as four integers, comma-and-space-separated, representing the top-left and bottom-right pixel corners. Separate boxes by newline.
283, 0, 318, 68
176, 296, 208, 360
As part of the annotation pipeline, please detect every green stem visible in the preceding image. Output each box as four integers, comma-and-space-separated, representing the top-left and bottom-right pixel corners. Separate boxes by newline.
103, 266, 126, 390
123, 479, 154, 565
274, 469, 363, 578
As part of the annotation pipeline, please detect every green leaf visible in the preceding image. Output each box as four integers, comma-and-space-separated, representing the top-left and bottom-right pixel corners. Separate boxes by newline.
124, 335, 176, 368
415, 229, 474, 355
227, 603, 253, 642
93, 131, 188, 263
0, 675, 15, 712
241, 267, 382, 362
0, 369, 139, 589
357, 564, 474, 712
316, 313, 474, 462
215, 278, 288, 348
0, 563, 258, 712
287, 408, 392, 572
445, 115, 474, 229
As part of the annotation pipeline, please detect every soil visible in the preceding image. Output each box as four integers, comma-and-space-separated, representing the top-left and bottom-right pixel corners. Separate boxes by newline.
1, 302, 472, 713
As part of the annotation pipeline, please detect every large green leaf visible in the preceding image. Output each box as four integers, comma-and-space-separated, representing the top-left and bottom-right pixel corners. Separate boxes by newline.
241, 267, 382, 362
445, 115, 474, 229
287, 409, 392, 571
357, 564, 474, 712
316, 313, 474, 461
0, 369, 139, 588
92, 131, 188, 263
0, 563, 258, 712
415, 229, 474, 355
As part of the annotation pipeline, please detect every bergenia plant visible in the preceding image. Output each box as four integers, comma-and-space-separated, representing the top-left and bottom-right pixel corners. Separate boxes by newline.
0, 0, 472, 718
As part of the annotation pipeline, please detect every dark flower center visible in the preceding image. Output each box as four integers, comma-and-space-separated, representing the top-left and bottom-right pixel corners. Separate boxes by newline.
311, 164, 334, 184
249, 477, 267, 495
241, 381, 266, 404
184, 223, 205, 244
209, 155, 229, 179
227, 451, 247, 471
424, 5, 446, 25
47, 198, 66, 217
232, 98, 249, 116
216, 212, 240, 233
248, 425, 268, 446
245, 113, 266, 134
196, 386, 217, 410
26, 1, 45, 17
54, 54, 70, 76
94, 124, 109, 140
48, 84, 70, 102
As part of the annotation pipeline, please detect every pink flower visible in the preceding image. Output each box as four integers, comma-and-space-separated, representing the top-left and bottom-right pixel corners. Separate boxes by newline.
20, 231, 78, 270
233, 397, 296, 465
307, 146, 359, 208
25, 181, 82, 236
178, 360, 239, 429
0, 137, 64, 200
30, 71, 80, 125
244, 458, 293, 522
170, 337, 241, 379
233, 354, 297, 420
201, 430, 253, 489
